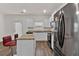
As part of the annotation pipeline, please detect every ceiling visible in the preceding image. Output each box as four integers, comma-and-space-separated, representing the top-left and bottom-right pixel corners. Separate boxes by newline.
0, 3, 65, 15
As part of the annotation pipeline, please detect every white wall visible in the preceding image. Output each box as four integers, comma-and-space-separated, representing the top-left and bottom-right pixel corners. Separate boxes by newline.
0, 13, 51, 42
3, 15, 51, 41
4, 15, 50, 34
0, 14, 5, 42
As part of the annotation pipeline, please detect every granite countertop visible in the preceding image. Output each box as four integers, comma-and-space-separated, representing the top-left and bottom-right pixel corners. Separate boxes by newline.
30, 29, 52, 32
27, 27, 57, 32
16, 34, 34, 40
28, 29, 57, 33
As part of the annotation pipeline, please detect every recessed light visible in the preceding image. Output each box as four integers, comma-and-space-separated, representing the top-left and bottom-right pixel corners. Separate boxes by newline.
21, 9, 26, 13
43, 9, 47, 14
76, 11, 79, 15
74, 3, 78, 5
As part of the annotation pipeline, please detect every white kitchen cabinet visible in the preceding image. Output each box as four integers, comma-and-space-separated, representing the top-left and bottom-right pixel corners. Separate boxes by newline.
51, 33, 54, 49
33, 32, 47, 41
17, 40, 36, 56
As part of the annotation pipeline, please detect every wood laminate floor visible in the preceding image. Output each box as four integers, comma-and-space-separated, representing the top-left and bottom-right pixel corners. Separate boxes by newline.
35, 41, 53, 56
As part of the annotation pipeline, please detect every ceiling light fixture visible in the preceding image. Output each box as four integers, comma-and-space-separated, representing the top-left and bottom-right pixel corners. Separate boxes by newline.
75, 3, 79, 15
21, 9, 26, 13
43, 9, 47, 14
76, 11, 79, 15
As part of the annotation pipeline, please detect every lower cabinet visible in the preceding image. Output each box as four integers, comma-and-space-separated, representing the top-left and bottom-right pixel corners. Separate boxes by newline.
17, 40, 36, 56
33, 32, 47, 41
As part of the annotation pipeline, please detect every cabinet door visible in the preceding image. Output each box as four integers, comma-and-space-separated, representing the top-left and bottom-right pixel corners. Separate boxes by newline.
17, 40, 35, 56
51, 33, 54, 49
17, 40, 23, 56
34, 33, 47, 41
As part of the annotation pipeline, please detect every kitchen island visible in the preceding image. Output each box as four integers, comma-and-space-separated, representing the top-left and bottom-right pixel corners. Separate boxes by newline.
27, 28, 55, 41
16, 34, 36, 56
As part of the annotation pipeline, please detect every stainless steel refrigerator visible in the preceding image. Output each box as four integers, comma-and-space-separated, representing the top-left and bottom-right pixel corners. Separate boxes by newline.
53, 3, 79, 56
